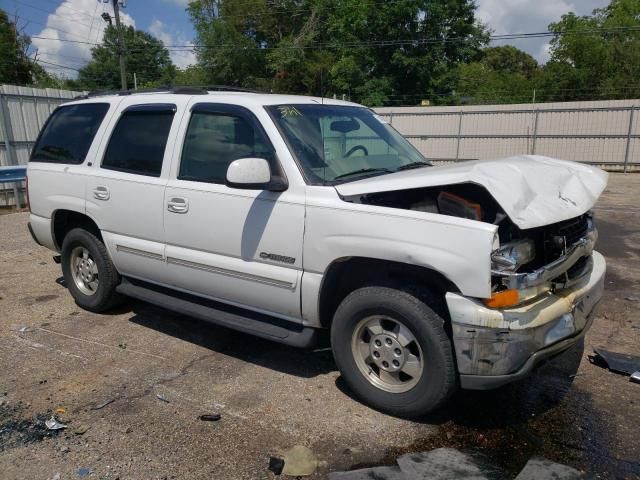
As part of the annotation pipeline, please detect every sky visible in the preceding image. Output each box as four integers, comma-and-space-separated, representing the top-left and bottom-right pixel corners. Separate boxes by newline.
2, 0, 610, 78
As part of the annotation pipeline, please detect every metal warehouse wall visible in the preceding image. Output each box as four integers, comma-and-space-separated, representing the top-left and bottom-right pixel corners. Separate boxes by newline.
0, 85, 84, 207
0, 85, 84, 167
375, 99, 640, 171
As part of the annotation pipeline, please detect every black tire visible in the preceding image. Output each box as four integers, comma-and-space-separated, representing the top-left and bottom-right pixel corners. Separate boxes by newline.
331, 286, 456, 417
61, 228, 123, 313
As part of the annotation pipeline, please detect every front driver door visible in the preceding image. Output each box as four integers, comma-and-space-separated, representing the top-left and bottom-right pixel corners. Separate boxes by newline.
163, 102, 305, 321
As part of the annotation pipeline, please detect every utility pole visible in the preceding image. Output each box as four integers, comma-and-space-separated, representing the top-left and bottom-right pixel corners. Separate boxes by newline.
112, 0, 127, 91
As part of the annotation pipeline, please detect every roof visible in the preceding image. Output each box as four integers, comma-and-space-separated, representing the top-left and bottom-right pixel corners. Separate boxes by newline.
67, 87, 361, 108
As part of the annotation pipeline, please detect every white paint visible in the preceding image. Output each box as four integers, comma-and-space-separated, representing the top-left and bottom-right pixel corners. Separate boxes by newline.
226, 157, 272, 185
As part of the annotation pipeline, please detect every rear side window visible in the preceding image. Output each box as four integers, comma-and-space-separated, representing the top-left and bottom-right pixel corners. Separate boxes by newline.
30, 103, 109, 164
102, 104, 175, 177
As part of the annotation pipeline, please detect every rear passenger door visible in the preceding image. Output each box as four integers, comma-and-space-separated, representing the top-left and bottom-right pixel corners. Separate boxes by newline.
163, 102, 305, 320
86, 100, 182, 283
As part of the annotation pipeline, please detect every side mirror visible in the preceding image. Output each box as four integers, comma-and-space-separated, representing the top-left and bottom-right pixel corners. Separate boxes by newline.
225, 157, 287, 191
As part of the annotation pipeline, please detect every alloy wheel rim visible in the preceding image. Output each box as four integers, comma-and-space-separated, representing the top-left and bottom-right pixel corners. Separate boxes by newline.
70, 246, 99, 296
351, 315, 424, 393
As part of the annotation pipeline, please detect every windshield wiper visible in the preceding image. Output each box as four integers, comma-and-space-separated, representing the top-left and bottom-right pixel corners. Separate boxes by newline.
334, 168, 392, 180
396, 162, 431, 171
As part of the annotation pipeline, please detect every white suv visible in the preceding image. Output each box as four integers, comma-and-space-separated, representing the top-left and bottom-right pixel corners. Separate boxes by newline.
27, 88, 607, 416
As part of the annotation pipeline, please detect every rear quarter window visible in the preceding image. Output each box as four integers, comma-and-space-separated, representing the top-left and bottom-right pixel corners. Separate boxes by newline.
30, 103, 110, 164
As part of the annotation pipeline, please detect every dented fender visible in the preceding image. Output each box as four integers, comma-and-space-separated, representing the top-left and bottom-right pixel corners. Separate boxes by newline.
304, 188, 497, 299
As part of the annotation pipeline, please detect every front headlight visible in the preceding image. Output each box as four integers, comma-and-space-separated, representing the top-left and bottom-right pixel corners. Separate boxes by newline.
491, 239, 535, 273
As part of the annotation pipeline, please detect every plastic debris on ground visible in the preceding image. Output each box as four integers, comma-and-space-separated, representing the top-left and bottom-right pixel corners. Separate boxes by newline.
328, 449, 587, 480
156, 394, 170, 403
44, 416, 67, 431
77, 467, 91, 477
281, 445, 318, 476
91, 397, 116, 410
199, 413, 221, 422
591, 347, 640, 375
630, 371, 640, 384
73, 424, 90, 435
515, 457, 584, 479
329, 466, 406, 480
268, 456, 285, 475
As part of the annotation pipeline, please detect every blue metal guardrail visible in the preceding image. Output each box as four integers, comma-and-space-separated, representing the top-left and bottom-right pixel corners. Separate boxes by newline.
0, 166, 27, 208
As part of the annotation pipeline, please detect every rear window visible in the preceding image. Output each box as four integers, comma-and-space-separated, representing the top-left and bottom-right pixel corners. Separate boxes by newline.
30, 103, 110, 164
101, 105, 175, 177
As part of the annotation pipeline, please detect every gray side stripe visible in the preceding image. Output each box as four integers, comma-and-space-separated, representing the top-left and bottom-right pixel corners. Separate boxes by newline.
166, 257, 296, 290
116, 245, 164, 261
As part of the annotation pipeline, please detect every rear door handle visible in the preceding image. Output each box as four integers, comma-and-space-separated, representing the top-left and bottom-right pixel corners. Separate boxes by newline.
167, 197, 189, 214
93, 185, 110, 201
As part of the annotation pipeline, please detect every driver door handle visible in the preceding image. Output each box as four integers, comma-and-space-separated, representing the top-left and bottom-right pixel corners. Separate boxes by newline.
93, 185, 110, 201
167, 197, 189, 214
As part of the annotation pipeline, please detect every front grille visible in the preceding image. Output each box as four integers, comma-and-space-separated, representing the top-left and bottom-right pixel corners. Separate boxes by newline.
541, 214, 590, 264
553, 215, 590, 246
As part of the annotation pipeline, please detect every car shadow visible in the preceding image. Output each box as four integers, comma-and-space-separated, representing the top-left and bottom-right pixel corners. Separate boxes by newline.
336, 338, 585, 427
127, 291, 583, 424
127, 300, 335, 379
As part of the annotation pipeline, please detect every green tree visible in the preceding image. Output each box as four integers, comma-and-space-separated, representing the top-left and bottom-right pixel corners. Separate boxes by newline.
0, 9, 41, 84
75, 25, 176, 90
482, 46, 539, 77
450, 46, 540, 104
540, 0, 640, 101
187, 0, 489, 105
174, 65, 208, 86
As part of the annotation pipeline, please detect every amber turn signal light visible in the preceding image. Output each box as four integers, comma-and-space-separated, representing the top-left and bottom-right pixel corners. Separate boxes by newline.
484, 289, 519, 309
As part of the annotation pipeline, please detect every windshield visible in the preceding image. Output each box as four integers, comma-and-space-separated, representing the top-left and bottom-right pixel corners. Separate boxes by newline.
266, 104, 430, 185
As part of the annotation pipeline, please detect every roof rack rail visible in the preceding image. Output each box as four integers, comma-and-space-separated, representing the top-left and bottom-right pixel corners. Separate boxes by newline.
205, 85, 263, 93
73, 85, 263, 100
74, 87, 169, 100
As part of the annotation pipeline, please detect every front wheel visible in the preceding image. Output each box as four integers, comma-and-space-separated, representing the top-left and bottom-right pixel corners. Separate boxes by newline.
331, 286, 456, 417
61, 228, 123, 313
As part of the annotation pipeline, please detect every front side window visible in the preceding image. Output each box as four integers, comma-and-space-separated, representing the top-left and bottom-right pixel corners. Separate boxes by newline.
102, 105, 175, 177
30, 103, 109, 164
179, 107, 275, 184
267, 104, 430, 185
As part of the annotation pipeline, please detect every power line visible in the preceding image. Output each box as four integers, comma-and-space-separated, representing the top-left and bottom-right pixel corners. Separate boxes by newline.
11, 0, 97, 30
39, 0, 98, 20
10, 14, 100, 43
26, 25, 640, 53
87, 0, 102, 44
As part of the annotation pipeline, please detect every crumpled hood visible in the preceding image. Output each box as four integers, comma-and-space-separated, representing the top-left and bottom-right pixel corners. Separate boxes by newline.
334, 155, 608, 229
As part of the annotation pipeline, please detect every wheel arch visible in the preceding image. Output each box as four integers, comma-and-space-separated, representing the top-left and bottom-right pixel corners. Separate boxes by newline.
52, 209, 103, 251
317, 256, 459, 330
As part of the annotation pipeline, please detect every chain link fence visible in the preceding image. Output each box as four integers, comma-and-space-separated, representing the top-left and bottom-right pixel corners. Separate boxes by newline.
375, 99, 639, 172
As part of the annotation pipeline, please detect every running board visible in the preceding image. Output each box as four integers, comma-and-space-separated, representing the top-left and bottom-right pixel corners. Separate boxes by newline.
116, 277, 317, 348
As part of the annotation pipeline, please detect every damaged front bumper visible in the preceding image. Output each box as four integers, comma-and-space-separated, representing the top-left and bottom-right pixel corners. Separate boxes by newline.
446, 251, 606, 390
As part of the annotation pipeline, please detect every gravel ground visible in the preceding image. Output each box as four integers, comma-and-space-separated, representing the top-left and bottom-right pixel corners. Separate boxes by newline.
0, 173, 638, 480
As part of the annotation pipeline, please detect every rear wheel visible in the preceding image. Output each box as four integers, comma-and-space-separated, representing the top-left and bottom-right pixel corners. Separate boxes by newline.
331, 286, 456, 417
61, 228, 123, 312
